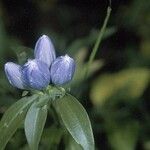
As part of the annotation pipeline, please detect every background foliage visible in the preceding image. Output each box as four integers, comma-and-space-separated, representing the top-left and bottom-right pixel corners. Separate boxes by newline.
0, 0, 149, 149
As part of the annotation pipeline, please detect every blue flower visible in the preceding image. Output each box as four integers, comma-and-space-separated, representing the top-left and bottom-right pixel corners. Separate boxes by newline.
34, 35, 56, 67
50, 54, 75, 85
4, 62, 25, 89
4, 34, 76, 90
22, 59, 50, 90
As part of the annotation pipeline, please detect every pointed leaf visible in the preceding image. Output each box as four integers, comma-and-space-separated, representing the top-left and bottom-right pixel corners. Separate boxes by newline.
0, 94, 38, 150
24, 101, 48, 150
66, 136, 83, 150
53, 94, 95, 150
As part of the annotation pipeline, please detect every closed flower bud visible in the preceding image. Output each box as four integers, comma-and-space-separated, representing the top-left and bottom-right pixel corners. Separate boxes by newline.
22, 59, 50, 90
34, 35, 56, 67
50, 55, 75, 85
4, 62, 25, 89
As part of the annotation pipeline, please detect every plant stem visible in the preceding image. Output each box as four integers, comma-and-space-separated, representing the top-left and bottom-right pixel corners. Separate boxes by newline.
84, 5, 111, 79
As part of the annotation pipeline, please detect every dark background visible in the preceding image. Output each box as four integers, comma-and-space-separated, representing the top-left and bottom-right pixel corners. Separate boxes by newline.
0, 0, 149, 149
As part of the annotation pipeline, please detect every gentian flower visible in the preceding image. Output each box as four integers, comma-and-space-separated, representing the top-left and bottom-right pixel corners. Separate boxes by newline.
50, 55, 75, 85
4, 62, 25, 89
34, 35, 56, 67
4, 34, 76, 90
22, 59, 50, 90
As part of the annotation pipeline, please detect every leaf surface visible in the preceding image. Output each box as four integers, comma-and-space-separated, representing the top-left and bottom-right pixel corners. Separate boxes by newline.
0, 94, 38, 150
25, 101, 48, 150
54, 94, 95, 150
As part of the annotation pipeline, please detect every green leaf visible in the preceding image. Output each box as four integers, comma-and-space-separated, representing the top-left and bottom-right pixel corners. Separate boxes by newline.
91, 68, 150, 105
24, 101, 48, 150
0, 94, 38, 150
53, 94, 95, 150
107, 121, 139, 150
66, 136, 83, 150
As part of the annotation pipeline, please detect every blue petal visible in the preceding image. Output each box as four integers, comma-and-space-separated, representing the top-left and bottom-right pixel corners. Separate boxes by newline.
22, 59, 50, 90
34, 35, 56, 67
50, 55, 75, 85
4, 62, 25, 89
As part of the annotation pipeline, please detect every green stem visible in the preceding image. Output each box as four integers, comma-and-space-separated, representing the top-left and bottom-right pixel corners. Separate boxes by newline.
84, 5, 111, 79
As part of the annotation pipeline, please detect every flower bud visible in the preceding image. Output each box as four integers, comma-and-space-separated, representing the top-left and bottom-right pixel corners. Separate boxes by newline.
50, 55, 75, 85
22, 59, 50, 90
4, 62, 25, 89
34, 35, 56, 67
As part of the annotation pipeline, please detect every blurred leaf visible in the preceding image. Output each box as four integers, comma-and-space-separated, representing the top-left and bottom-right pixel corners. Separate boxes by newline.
119, 0, 150, 38
73, 60, 103, 86
0, 73, 19, 109
0, 94, 38, 150
69, 48, 103, 87
144, 140, 150, 150
13, 46, 33, 65
0, 73, 16, 94
68, 27, 116, 55
41, 126, 63, 149
0, 95, 15, 109
53, 94, 95, 150
91, 68, 150, 106
6, 130, 25, 149
107, 121, 139, 150
25, 102, 48, 150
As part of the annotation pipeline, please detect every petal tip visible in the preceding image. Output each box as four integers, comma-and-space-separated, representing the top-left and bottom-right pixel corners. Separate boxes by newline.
4, 62, 25, 89
41, 34, 49, 39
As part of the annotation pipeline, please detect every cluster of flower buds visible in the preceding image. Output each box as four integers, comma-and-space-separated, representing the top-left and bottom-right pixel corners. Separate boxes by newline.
5, 35, 75, 90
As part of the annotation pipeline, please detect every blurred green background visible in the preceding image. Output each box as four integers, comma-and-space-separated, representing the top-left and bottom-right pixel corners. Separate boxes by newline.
0, 0, 149, 149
